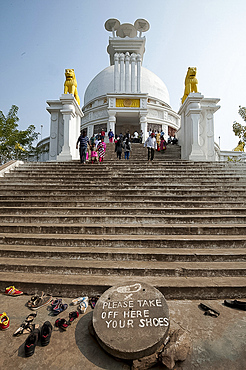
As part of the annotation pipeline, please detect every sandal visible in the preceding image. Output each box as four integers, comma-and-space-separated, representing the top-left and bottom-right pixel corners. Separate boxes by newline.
51, 299, 62, 310
13, 322, 39, 336
25, 313, 37, 322
27, 295, 40, 308
68, 311, 79, 325
55, 318, 69, 331
13, 313, 38, 336
79, 297, 89, 314
29, 292, 53, 310
52, 303, 68, 316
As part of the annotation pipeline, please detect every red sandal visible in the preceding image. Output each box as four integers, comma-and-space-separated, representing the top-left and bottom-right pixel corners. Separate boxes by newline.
55, 318, 69, 331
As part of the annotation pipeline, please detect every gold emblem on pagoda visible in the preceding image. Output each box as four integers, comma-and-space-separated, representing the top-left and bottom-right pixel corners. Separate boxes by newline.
116, 99, 140, 107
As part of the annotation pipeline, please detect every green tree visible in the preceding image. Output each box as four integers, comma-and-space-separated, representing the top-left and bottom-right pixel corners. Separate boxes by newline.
0, 105, 39, 163
233, 106, 246, 146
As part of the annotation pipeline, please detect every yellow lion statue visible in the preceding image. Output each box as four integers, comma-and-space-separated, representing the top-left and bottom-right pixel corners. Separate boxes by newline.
233, 141, 245, 152
182, 67, 198, 104
64, 69, 80, 106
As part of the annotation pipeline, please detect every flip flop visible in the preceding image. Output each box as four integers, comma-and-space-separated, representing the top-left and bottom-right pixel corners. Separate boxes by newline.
55, 318, 69, 331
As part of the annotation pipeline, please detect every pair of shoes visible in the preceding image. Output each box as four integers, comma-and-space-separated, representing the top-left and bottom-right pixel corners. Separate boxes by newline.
224, 299, 246, 311
198, 303, 220, 317
89, 296, 100, 309
4, 286, 23, 296
13, 313, 38, 336
29, 292, 53, 310
71, 297, 85, 306
55, 311, 79, 331
27, 295, 40, 308
51, 299, 68, 316
78, 297, 89, 314
40, 321, 53, 346
24, 322, 52, 357
0, 312, 10, 330
55, 318, 69, 331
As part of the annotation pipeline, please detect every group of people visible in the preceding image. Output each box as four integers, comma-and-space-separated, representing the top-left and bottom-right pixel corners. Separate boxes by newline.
76, 127, 178, 164
76, 130, 107, 164
114, 133, 131, 160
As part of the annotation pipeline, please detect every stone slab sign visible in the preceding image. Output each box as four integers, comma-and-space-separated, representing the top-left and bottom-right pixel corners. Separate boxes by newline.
92, 281, 170, 360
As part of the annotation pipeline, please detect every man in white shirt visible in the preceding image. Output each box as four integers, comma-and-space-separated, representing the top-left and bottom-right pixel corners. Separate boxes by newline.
144, 133, 157, 162
133, 131, 139, 143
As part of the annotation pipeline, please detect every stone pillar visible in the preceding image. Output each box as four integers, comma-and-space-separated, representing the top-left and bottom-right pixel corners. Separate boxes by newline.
131, 53, 136, 93
140, 113, 148, 142
125, 52, 130, 92
137, 54, 141, 93
200, 98, 220, 161
178, 93, 220, 161
48, 109, 60, 161
57, 107, 74, 161
114, 53, 119, 92
120, 53, 125, 92
47, 94, 83, 162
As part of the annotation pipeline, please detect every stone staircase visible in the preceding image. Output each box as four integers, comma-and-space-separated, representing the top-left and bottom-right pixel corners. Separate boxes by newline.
0, 143, 246, 299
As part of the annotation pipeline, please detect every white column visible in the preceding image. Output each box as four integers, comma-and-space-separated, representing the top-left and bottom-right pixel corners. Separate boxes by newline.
114, 53, 119, 92
48, 111, 59, 161
137, 54, 142, 93
178, 93, 205, 161
57, 109, 74, 161
131, 53, 136, 93
125, 52, 130, 92
120, 53, 125, 92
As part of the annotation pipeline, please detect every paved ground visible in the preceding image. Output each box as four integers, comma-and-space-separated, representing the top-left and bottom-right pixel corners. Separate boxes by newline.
0, 293, 246, 370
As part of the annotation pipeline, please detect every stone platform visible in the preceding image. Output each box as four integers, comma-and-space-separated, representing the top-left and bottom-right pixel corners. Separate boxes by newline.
0, 293, 246, 369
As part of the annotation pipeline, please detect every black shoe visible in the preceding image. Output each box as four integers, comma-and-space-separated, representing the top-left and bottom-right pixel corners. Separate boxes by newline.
40, 321, 53, 346
224, 299, 246, 311
24, 328, 40, 357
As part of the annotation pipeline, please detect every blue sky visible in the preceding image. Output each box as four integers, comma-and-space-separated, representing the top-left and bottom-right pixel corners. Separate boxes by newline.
1, 0, 246, 150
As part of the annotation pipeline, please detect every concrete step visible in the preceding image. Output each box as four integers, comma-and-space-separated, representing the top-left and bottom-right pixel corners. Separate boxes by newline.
0, 200, 243, 208
1, 206, 245, 216
0, 222, 246, 235
1, 257, 246, 278
0, 245, 245, 262
1, 271, 245, 299
0, 214, 245, 224
1, 189, 246, 197
1, 157, 246, 299
6, 165, 246, 174
1, 233, 245, 249
1, 183, 246, 191
0, 194, 245, 203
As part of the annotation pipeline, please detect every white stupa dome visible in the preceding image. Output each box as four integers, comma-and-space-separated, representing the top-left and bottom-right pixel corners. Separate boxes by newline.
84, 65, 170, 106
